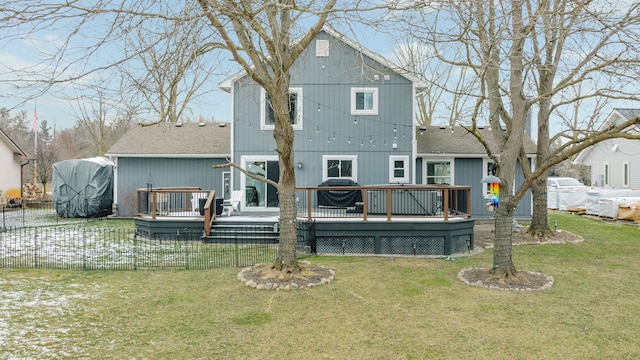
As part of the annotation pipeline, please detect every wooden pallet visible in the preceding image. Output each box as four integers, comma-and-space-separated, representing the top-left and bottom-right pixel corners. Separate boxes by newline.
567, 206, 586, 215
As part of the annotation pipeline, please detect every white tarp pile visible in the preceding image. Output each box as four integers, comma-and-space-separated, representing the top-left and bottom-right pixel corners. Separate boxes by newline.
548, 187, 589, 211
584, 189, 640, 217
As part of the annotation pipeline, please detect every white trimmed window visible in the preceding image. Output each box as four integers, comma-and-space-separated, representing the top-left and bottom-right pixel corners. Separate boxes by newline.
623, 161, 630, 187
350, 87, 378, 115
323, 155, 357, 182
389, 156, 409, 183
425, 159, 451, 185
482, 159, 496, 196
261, 88, 303, 130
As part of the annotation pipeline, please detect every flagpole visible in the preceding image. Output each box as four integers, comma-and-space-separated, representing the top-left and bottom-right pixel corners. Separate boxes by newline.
33, 102, 38, 186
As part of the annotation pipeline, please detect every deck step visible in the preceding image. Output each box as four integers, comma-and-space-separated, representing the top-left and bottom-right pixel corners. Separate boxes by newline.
203, 222, 280, 243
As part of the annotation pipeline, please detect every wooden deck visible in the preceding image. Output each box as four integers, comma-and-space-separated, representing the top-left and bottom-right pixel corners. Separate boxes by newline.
134, 185, 475, 256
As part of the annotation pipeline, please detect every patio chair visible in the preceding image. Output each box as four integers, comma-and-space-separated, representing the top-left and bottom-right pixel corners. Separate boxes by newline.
222, 190, 242, 216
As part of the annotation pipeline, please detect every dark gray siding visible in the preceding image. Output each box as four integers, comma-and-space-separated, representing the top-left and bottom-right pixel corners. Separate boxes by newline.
454, 158, 485, 216
452, 158, 532, 219
231, 30, 414, 189
114, 157, 228, 216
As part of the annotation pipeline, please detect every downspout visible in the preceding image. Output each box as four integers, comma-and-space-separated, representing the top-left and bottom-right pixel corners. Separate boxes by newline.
20, 157, 33, 199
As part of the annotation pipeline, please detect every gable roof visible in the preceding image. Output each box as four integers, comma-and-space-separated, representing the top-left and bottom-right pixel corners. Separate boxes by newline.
0, 127, 29, 159
416, 126, 537, 156
219, 26, 425, 92
105, 122, 230, 158
574, 108, 640, 164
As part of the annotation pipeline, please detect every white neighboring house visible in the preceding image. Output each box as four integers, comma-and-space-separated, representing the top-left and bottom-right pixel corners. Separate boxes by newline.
574, 109, 640, 188
0, 127, 29, 200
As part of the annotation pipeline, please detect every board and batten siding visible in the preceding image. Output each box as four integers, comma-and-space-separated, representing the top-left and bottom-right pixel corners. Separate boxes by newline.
114, 157, 228, 216
231, 30, 415, 190
453, 158, 531, 219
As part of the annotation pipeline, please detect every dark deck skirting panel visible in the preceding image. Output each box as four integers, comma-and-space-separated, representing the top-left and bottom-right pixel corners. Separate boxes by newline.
134, 217, 475, 256
297, 219, 474, 256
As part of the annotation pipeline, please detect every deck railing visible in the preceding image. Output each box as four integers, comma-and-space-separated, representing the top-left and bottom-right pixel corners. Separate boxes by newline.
136, 187, 218, 220
295, 184, 472, 221
135, 185, 471, 237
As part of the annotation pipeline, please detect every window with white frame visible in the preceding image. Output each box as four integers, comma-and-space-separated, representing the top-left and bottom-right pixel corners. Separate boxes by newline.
603, 162, 610, 186
350, 87, 378, 115
425, 160, 451, 185
482, 160, 497, 196
389, 156, 409, 183
261, 88, 303, 130
623, 161, 630, 187
323, 155, 357, 182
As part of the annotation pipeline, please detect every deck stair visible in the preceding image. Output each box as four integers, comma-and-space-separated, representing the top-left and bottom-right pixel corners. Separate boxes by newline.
203, 221, 280, 244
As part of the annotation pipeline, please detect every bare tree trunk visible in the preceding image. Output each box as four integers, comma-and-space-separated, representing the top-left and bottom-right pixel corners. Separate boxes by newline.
271, 71, 300, 271
491, 203, 517, 277
527, 88, 554, 238
527, 176, 554, 239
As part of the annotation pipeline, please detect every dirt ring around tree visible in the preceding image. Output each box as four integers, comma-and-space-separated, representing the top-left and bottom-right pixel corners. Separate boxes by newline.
457, 267, 554, 291
237, 260, 335, 290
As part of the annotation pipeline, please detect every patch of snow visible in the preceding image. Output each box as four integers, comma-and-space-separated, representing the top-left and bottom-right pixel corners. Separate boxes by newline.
0, 278, 104, 358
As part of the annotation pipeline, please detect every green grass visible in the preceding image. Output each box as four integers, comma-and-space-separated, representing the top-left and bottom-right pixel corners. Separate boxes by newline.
1, 212, 639, 359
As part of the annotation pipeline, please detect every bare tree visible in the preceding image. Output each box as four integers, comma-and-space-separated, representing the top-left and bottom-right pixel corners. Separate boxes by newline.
2, 0, 378, 276
197, 0, 339, 272
118, 11, 222, 123
71, 90, 134, 157
393, 40, 478, 126
393, 0, 640, 279
525, 0, 640, 237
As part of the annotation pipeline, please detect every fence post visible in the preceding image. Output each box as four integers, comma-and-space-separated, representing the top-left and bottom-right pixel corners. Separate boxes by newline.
83, 228, 87, 270
2, 205, 5, 229
184, 229, 190, 270
33, 227, 38, 268
234, 230, 239, 268
133, 230, 138, 271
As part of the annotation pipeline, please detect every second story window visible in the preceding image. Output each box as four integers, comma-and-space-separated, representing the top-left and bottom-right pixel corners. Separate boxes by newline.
351, 87, 378, 115
261, 88, 303, 130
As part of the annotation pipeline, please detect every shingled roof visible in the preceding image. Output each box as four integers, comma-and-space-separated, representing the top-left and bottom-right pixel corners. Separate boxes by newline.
416, 126, 537, 155
106, 122, 230, 158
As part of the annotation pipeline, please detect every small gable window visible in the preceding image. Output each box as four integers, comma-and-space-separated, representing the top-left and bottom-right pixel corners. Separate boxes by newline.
316, 39, 329, 57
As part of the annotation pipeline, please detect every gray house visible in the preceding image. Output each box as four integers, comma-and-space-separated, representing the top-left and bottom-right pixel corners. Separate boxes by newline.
416, 126, 536, 218
105, 122, 231, 216
220, 27, 423, 212
574, 109, 640, 188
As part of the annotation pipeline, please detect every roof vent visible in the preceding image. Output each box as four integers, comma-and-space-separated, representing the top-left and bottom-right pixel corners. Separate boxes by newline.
198, 122, 206, 127
218, 123, 228, 127
175, 123, 183, 127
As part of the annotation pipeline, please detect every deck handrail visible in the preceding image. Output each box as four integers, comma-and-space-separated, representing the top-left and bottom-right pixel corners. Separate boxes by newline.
295, 184, 472, 221
203, 190, 217, 237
